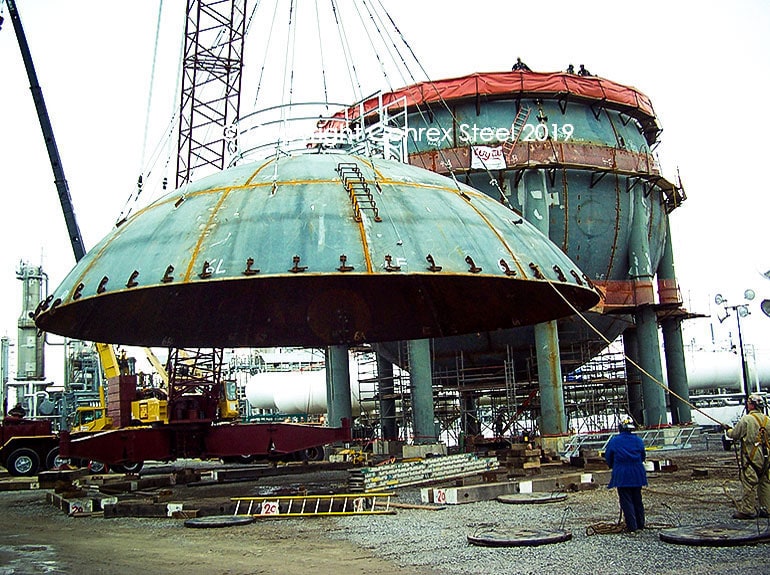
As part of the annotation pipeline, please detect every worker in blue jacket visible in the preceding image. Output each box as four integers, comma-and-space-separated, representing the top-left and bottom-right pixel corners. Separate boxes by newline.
604, 419, 648, 532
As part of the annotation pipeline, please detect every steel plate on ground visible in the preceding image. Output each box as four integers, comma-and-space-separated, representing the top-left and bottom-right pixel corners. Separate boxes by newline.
184, 515, 256, 529
467, 528, 572, 547
497, 492, 567, 504
659, 524, 770, 546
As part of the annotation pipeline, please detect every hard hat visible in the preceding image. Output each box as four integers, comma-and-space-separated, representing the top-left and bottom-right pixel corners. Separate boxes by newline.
618, 418, 635, 432
748, 393, 765, 408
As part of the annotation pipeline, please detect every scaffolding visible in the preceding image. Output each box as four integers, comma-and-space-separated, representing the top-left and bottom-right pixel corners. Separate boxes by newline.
351, 337, 633, 451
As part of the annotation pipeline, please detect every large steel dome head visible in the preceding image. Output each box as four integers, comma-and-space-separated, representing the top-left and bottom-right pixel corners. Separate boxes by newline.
34, 153, 600, 347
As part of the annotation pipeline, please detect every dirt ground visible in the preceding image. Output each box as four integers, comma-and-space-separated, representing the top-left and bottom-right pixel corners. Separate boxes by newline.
0, 438, 764, 575
0, 466, 436, 575
0, 495, 429, 575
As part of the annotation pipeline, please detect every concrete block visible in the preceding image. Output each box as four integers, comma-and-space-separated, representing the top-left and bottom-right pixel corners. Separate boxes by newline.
402, 443, 447, 459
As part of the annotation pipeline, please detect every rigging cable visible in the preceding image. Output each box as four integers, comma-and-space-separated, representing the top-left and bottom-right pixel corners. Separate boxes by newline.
313, 0, 330, 111
116, 0, 165, 226
330, 0, 364, 104
141, 0, 164, 174
372, 0, 512, 204
276, 0, 297, 150
251, 0, 279, 107
546, 280, 730, 428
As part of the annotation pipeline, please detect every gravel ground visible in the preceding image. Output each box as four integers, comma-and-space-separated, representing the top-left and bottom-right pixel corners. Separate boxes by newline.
1, 434, 769, 575
326, 437, 770, 575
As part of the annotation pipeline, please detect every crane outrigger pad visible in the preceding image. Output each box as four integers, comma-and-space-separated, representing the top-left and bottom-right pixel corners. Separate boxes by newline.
467, 528, 572, 547
659, 524, 770, 547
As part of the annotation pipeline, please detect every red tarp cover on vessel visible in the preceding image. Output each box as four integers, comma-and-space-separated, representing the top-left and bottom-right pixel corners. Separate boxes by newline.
344, 71, 656, 122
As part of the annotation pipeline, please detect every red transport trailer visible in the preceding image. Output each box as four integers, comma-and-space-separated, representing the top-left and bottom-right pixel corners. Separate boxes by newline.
0, 416, 60, 476
58, 375, 351, 471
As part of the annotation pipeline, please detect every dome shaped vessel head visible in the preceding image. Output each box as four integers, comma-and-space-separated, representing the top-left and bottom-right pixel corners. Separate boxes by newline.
34, 153, 599, 348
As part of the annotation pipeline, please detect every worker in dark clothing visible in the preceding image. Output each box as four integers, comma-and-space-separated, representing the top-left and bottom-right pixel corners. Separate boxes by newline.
8, 403, 26, 419
725, 393, 770, 519
578, 64, 591, 76
566, 64, 575, 74
512, 58, 531, 72
604, 419, 648, 532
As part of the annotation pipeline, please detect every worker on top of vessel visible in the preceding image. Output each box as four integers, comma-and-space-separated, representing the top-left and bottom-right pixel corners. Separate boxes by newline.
511, 57, 531, 72
578, 64, 592, 76
725, 393, 770, 519
566, 64, 575, 74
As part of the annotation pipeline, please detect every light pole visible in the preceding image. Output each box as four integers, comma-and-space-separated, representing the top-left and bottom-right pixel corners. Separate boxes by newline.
715, 290, 755, 402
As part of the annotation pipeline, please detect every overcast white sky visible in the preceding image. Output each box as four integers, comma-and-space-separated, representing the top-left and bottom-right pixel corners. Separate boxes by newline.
1, 0, 769, 385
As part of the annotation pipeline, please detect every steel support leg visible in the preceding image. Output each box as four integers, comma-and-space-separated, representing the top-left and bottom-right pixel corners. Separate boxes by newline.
376, 353, 398, 440
408, 338, 436, 444
325, 345, 352, 428
535, 321, 566, 435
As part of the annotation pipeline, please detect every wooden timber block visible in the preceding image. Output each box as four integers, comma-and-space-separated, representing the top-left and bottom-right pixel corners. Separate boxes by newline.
76, 474, 127, 487
39, 468, 88, 489
174, 469, 202, 484
46, 491, 94, 514
569, 481, 599, 491
171, 509, 199, 519
423, 481, 519, 504
505, 458, 541, 468
103, 500, 169, 518
583, 457, 609, 470
0, 477, 40, 491
98, 474, 176, 494
691, 468, 709, 478
481, 470, 507, 483
507, 467, 542, 479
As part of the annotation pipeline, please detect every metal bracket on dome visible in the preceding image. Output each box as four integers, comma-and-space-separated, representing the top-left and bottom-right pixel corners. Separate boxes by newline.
127, 270, 140, 287
199, 261, 212, 279
337, 255, 354, 272
552, 265, 567, 282
384, 255, 401, 272
499, 259, 517, 276
426, 254, 442, 272
465, 256, 482, 274
243, 258, 259, 276
160, 266, 173, 284
528, 262, 544, 279
289, 256, 307, 273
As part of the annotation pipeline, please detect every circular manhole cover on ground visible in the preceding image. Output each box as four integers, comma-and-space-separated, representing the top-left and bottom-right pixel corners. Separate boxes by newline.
660, 524, 770, 546
184, 515, 256, 529
497, 492, 567, 504
467, 528, 572, 547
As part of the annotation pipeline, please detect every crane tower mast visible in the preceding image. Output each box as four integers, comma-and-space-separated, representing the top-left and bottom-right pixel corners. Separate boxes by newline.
176, 0, 246, 188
